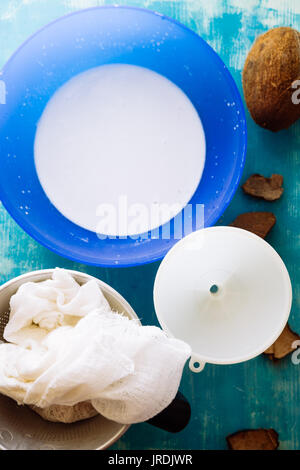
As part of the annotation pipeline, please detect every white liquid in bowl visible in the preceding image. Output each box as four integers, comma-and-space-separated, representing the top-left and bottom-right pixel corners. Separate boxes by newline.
34, 64, 206, 236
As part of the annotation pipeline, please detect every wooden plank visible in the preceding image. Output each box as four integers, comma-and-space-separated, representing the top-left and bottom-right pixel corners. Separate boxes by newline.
0, 0, 299, 450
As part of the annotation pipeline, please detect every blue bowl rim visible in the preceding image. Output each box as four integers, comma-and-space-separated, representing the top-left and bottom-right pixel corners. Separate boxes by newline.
0, 5, 247, 268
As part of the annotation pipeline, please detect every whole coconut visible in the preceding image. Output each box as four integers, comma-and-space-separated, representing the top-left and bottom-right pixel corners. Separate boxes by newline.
242, 27, 300, 131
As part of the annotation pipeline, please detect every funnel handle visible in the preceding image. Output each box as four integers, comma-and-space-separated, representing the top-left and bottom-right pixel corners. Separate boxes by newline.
189, 355, 206, 373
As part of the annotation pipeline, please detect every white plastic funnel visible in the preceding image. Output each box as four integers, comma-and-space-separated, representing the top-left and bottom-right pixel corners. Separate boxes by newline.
153, 227, 292, 373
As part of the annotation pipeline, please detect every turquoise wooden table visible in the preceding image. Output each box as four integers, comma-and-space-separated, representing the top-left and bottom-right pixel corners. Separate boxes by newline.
0, 0, 299, 450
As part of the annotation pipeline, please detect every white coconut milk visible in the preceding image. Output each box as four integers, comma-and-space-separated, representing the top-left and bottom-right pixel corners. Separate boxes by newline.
34, 64, 206, 236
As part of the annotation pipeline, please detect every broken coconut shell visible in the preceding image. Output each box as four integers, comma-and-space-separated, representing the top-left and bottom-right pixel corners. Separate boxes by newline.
227, 429, 279, 450
243, 27, 300, 132
242, 174, 283, 201
230, 212, 276, 239
264, 324, 300, 360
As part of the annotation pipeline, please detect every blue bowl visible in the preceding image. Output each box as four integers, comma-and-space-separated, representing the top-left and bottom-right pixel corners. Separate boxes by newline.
0, 6, 246, 267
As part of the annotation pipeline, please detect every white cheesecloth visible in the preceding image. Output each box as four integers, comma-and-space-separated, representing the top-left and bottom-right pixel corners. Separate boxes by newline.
0, 269, 191, 424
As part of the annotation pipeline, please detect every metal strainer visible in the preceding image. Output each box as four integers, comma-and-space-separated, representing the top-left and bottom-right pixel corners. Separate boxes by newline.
0, 269, 139, 450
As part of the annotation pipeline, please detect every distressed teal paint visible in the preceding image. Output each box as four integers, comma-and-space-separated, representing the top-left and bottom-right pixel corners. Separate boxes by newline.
0, 0, 299, 450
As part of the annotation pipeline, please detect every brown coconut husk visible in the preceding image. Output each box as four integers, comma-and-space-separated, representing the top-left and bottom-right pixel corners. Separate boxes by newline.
243, 27, 300, 132
227, 428, 279, 450
230, 212, 276, 239
242, 174, 283, 201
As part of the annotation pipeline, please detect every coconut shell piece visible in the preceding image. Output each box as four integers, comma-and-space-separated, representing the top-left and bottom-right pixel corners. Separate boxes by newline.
242, 174, 283, 201
230, 212, 276, 238
227, 429, 279, 450
264, 324, 300, 360
243, 27, 300, 132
